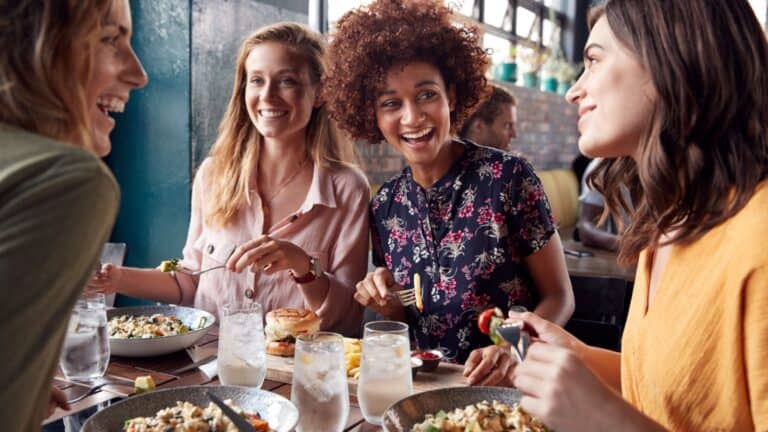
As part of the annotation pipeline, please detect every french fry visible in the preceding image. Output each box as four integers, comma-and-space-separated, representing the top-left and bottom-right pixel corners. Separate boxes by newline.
343, 337, 362, 377
414, 273, 423, 312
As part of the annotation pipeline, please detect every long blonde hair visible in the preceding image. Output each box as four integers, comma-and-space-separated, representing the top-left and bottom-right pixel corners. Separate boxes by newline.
205, 22, 355, 227
0, 0, 112, 151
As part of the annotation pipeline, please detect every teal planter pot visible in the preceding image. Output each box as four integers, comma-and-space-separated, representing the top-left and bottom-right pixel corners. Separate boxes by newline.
557, 80, 572, 95
542, 77, 558, 93
495, 62, 517, 83
522, 71, 539, 89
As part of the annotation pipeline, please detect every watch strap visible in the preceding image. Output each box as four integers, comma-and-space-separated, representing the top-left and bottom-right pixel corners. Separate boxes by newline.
292, 256, 319, 283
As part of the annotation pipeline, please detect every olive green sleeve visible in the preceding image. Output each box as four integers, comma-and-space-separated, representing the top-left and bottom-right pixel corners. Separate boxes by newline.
0, 134, 119, 431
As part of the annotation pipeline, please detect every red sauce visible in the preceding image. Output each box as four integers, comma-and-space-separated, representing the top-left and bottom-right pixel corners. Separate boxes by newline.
413, 351, 439, 361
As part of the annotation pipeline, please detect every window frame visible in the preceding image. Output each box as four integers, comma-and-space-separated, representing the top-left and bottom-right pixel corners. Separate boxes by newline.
312, 0, 573, 61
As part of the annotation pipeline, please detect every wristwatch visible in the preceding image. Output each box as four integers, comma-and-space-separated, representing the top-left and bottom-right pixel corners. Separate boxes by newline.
292, 256, 322, 284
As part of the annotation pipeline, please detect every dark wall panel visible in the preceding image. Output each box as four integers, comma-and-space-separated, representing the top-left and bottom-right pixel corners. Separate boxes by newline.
191, 0, 307, 170
106, 0, 192, 305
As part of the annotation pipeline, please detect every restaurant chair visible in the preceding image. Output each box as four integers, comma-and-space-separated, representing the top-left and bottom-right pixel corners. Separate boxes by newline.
565, 275, 632, 351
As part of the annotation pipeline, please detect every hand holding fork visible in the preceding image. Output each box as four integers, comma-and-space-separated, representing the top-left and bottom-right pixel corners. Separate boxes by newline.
354, 267, 412, 318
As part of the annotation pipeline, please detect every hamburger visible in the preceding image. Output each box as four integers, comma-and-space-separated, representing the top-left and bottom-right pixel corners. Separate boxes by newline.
264, 308, 320, 356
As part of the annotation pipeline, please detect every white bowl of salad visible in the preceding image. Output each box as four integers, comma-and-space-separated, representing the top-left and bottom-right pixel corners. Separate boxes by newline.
107, 305, 215, 357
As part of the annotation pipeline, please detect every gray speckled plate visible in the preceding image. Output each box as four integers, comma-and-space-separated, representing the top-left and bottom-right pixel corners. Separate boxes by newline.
107, 305, 216, 357
382, 386, 523, 432
82, 385, 298, 431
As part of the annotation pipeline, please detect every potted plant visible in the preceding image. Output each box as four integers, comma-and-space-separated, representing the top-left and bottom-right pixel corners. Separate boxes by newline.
540, 56, 560, 93
494, 45, 517, 83
555, 60, 579, 95
519, 47, 547, 89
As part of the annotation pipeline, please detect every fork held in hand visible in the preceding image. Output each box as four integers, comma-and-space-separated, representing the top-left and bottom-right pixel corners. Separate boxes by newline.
392, 288, 416, 307
177, 264, 226, 276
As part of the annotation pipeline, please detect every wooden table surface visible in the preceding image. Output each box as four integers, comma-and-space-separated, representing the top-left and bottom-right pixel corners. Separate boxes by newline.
561, 235, 636, 281
47, 326, 469, 431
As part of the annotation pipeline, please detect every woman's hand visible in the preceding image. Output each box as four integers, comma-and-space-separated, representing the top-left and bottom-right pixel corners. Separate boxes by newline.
45, 386, 70, 418
514, 342, 624, 431
85, 263, 122, 295
463, 344, 515, 386
511, 310, 586, 354
227, 235, 311, 276
353, 267, 405, 319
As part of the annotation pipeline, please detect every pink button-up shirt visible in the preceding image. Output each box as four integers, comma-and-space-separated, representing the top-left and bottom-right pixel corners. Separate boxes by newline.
176, 157, 369, 336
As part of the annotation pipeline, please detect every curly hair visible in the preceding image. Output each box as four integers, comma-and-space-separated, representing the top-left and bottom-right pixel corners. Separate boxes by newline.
324, 0, 490, 144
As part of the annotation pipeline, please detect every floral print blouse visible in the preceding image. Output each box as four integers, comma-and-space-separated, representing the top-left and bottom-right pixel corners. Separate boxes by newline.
370, 140, 555, 362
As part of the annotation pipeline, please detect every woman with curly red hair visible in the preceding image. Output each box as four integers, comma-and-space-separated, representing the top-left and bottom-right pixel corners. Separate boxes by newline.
325, 0, 573, 381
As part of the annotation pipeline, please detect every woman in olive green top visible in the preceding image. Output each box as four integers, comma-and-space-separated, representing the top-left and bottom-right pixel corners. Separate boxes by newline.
0, 0, 147, 429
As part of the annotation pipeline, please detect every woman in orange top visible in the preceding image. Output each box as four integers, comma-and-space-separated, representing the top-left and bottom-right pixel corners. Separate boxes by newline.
497, 0, 768, 430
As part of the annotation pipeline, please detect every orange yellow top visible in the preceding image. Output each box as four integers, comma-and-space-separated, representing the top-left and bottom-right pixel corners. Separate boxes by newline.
621, 181, 768, 431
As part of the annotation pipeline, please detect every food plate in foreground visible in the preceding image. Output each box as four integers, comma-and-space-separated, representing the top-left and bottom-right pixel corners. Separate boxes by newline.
82, 385, 298, 432
382, 386, 548, 432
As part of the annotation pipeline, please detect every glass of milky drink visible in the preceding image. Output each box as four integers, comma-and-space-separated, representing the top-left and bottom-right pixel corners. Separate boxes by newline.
357, 321, 412, 425
217, 302, 266, 387
59, 292, 110, 381
291, 332, 350, 432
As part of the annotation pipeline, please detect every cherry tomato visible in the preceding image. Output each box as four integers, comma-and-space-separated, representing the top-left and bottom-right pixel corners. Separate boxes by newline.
478, 307, 503, 334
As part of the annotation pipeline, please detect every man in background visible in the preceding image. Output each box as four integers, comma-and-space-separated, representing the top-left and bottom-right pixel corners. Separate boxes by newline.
460, 85, 518, 152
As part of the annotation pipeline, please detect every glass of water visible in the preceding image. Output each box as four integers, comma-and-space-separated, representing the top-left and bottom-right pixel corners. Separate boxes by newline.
59, 292, 110, 381
291, 332, 349, 432
217, 302, 266, 387
357, 321, 412, 425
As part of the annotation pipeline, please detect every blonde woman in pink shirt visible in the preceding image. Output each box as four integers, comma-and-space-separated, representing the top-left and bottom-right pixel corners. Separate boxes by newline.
89, 22, 370, 335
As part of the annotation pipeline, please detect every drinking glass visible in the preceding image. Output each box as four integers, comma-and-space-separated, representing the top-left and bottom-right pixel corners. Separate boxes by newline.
59, 292, 110, 381
357, 321, 412, 425
291, 332, 349, 432
217, 302, 266, 387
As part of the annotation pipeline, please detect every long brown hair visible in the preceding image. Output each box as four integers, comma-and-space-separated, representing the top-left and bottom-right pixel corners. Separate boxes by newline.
587, 0, 768, 265
0, 0, 112, 151
205, 22, 355, 227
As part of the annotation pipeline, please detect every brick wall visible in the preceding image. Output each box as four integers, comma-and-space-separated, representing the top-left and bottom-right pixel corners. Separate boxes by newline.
357, 80, 581, 186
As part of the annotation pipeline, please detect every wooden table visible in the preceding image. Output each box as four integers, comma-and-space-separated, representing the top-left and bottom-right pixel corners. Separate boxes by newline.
561, 235, 636, 281
46, 327, 468, 431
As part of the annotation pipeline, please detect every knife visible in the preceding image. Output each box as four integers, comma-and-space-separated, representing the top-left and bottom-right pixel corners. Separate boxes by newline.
206, 391, 256, 432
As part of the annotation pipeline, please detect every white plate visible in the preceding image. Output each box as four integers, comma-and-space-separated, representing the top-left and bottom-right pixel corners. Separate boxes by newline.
107, 305, 215, 357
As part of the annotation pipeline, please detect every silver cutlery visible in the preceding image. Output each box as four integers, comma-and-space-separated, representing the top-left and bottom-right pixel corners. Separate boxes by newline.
391, 288, 417, 307
496, 323, 530, 363
134, 354, 217, 377
390, 273, 423, 307
66, 377, 134, 404
176, 264, 226, 277
206, 391, 256, 432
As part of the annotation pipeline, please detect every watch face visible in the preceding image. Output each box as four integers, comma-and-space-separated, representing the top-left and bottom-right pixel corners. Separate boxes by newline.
311, 256, 322, 276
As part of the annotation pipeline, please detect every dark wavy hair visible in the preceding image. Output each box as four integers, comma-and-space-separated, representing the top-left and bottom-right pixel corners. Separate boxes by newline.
587, 0, 768, 265
324, 0, 490, 144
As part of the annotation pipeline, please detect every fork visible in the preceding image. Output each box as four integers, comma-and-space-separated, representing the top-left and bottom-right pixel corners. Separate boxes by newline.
176, 264, 226, 277
66, 378, 133, 404
496, 323, 531, 363
391, 288, 416, 306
